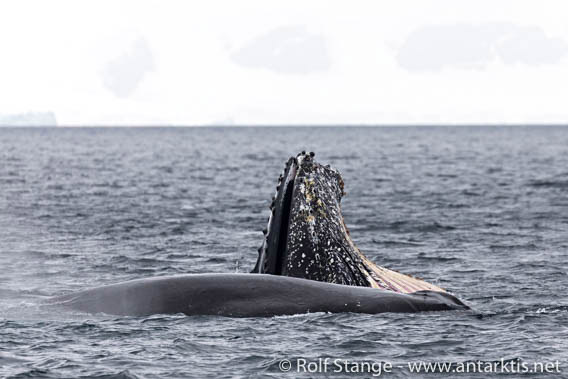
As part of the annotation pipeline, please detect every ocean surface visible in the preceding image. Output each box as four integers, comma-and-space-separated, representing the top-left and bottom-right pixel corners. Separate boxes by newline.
1, 126, 567, 378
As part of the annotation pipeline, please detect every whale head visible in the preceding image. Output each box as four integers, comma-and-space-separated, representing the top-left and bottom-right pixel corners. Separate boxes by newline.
252, 151, 373, 286
252, 151, 447, 294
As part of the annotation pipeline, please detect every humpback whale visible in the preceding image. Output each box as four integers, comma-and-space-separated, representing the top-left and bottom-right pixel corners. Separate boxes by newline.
47, 152, 467, 317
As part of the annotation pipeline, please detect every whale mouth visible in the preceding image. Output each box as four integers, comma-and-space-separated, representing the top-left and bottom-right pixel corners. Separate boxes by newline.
253, 155, 298, 275
253, 152, 448, 294
274, 163, 296, 275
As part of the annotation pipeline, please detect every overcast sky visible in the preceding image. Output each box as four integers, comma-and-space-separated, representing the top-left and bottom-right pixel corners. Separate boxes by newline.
1, 0, 568, 125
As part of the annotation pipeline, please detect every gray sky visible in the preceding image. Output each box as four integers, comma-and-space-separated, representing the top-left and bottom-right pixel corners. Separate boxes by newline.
1, 0, 568, 125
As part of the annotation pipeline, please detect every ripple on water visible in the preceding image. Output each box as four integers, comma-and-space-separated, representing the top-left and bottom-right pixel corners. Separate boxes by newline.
1, 126, 568, 377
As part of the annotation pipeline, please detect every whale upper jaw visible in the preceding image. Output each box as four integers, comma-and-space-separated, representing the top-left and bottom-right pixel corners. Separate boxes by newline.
253, 152, 447, 294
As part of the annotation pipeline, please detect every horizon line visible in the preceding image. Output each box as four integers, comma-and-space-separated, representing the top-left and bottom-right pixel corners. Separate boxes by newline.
2, 123, 568, 128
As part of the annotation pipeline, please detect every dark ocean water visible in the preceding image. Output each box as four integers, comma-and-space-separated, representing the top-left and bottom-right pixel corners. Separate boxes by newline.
1, 126, 567, 378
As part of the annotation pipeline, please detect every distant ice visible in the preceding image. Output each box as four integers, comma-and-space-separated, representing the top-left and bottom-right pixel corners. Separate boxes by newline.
0, 111, 57, 126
